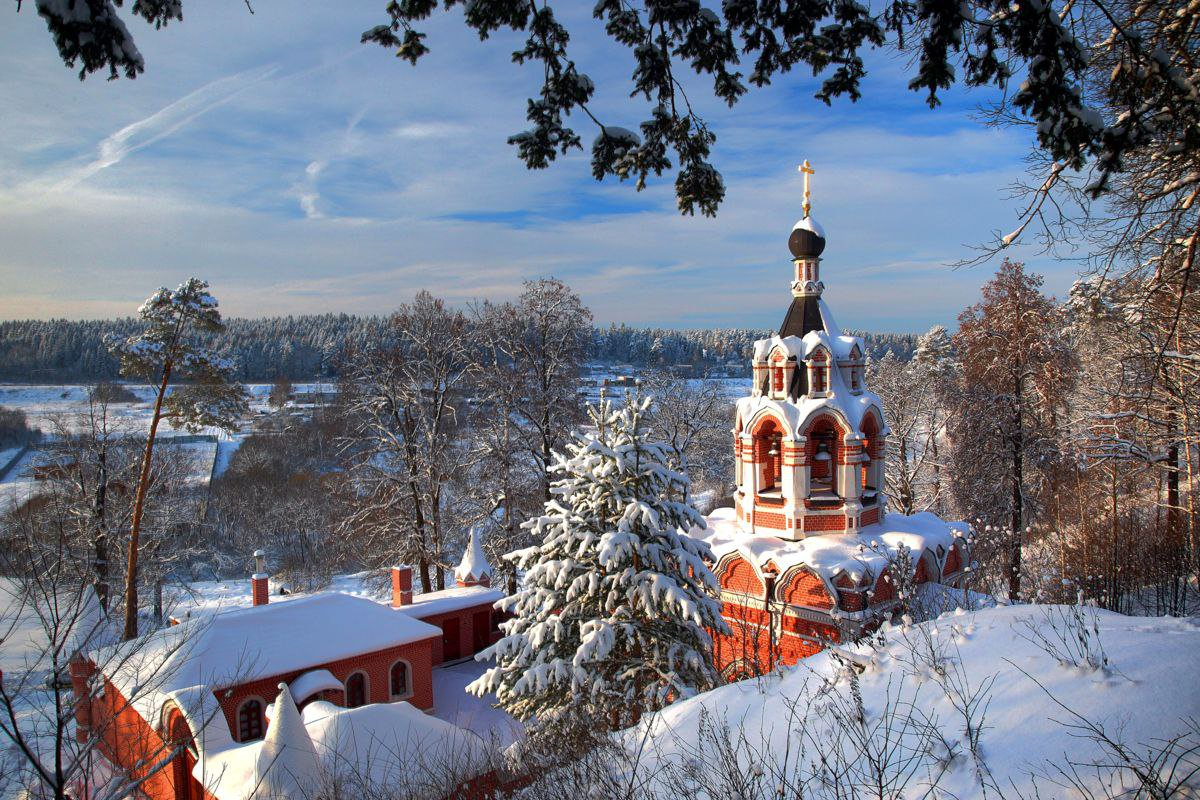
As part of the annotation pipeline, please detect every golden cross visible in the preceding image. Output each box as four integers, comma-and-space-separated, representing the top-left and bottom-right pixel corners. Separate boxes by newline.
799, 159, 815, 217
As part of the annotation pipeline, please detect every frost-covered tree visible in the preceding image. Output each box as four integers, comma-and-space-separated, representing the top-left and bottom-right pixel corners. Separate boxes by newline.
339, 291, 475, 593
911, 325, 957, 516
107, 278, 247, 640
469, 396, 727, 727
642, 368, 735, 504
948, 261, 1075, 600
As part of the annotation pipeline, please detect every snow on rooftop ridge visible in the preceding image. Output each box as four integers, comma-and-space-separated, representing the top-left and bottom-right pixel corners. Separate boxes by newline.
400, 584, 505, 619
287, 669, 343, 706
455, 526, 493, 583
695, 510, 967, 587
251, 684, 319, 799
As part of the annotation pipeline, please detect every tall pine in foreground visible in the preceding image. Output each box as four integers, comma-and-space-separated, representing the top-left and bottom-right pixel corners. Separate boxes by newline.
469, 395, 727, 727
108, 278, 247, 640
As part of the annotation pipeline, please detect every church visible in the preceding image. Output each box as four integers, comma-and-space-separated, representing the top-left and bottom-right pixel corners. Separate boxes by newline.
695, 162, 972, 677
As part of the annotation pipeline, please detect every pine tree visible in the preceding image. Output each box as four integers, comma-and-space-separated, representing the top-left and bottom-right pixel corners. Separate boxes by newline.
469, 395, 727, 727
107, 278, 247, 640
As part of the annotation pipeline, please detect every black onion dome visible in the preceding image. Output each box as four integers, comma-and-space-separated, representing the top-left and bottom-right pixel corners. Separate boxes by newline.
788, 216, 826, 258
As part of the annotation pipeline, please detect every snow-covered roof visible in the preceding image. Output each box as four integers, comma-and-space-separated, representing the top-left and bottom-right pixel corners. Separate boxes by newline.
454, 527, 494, 584
249, 684, 320, 799
95, 593, 441, 735
696, 509, 968, 591
199, 692, 492, 800
288, 669, 343, 704
401, 584, 505, 619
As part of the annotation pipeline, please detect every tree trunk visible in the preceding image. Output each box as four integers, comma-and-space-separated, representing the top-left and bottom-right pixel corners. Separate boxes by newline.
153, 578, 164, 624
93, 447, 109, 612
1009, 378, 1025, 601
123, 360, 172, 641
929, 415, 943, 516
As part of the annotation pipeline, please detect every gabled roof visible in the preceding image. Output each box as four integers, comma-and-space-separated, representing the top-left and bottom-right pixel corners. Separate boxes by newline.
96, 593, 441, 732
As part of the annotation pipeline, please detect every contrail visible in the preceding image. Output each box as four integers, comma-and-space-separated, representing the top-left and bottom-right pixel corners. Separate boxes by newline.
53, 63, 279, 191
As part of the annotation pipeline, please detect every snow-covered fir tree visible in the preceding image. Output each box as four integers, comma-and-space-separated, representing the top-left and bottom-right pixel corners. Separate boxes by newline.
469, 394, 728, 727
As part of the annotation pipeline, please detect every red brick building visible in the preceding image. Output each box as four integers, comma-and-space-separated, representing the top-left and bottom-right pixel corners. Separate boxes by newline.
72, 540, 504, 800
693, 164, 971, 678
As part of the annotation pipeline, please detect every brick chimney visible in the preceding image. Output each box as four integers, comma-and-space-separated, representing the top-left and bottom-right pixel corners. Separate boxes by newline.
252, 550, 269, 607
391, 565, 413, 607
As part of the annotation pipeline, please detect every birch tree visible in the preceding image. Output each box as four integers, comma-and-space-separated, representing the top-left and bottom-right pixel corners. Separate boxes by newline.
340, 291, 475, 593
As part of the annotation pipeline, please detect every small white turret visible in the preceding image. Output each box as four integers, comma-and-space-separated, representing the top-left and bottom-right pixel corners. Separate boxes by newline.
454, 527, 493, 588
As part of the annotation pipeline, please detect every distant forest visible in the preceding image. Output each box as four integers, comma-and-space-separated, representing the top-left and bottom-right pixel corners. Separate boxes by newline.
0, 316, 918, 382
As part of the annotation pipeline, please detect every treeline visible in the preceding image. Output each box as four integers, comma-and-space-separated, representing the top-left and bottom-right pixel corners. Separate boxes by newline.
0, 316, 917, 382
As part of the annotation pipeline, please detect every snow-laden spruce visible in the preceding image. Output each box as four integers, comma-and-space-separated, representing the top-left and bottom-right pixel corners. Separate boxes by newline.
469, 396, 729, 725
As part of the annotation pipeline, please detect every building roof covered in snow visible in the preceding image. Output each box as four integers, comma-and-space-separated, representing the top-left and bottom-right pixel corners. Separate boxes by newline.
695, 508, 969, 596
402, 584, 505, 618
94, 592, 441, 734
199, 689, 492, 800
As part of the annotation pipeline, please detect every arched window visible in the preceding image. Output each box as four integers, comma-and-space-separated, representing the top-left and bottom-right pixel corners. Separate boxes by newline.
237, 698, 264, 741
751, 417, 784, 494
345, 672, 368, 708
389, 660, 411, 700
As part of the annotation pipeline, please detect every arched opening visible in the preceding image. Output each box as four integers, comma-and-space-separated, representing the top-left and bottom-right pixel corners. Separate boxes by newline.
860, 412, 883, 505
345, 672, 368, 708
236, 698, 265, 742
751, 417, 785, 495
809, 348, 830, 393
167, 710, 201, 800
804, 416, 843, 503
389, 660, 411, 700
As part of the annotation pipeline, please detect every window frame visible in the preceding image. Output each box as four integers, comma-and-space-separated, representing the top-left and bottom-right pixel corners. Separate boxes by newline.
344, 670, 370, 708
235, 696, 267, 742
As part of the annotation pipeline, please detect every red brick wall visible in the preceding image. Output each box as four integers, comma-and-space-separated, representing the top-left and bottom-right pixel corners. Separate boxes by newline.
77, 667, 219, 800
803, 513, 847, 532
777, 569, 833, 609
753, 509, 786, 529
220, 637, 436, 742
713, 601, 774, 677
942, 544, 963, 576
861, 507, 880, 526
719, 556, 765, 596
411, 602, 503, 665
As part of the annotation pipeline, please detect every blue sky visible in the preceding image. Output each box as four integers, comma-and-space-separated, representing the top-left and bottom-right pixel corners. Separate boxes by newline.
0, 2, 1080, 332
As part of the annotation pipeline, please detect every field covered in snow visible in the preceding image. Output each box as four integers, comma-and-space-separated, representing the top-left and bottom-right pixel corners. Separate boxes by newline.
624, 604, 1200, 798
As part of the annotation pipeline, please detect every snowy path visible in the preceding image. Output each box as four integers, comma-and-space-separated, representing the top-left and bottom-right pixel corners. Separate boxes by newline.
431, 660, 523, 748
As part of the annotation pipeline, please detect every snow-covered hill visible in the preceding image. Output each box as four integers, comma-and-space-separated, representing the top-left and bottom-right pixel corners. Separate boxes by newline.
624, 604, 1200, 799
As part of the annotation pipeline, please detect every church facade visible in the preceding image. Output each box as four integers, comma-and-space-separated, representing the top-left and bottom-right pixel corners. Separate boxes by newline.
694, 163, 971, 678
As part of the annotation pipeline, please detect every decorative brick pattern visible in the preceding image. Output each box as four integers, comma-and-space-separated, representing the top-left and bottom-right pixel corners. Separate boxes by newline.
719, 555, 765, 596
777, 569, 833, 609
803, 513, 847, 532
753, 509, 786, 529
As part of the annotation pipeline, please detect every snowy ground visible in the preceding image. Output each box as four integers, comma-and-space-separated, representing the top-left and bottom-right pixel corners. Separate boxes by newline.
0, 382, 339, 513
625, 603, 1200, 798
433, 660, 524, 747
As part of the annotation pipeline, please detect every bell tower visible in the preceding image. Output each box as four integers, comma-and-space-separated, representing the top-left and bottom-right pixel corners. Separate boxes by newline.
733, 160, 887, 540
